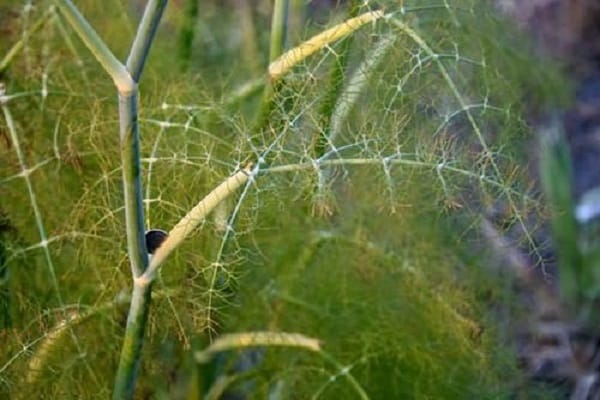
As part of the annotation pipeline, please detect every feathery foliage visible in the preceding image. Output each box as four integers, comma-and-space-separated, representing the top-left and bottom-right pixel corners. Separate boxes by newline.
0, 0, 569, 398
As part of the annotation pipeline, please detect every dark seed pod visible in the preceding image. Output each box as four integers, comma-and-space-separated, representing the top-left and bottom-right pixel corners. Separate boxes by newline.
145, 229, 168, 255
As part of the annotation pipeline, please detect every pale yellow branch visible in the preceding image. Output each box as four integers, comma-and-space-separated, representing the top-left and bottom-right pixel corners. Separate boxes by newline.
144, 165, 254, 278
195, 331, 321, 363
268, 10, 385, 80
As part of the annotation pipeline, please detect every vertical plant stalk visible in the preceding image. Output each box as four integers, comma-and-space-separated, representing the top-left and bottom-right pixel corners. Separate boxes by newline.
252, 0, 290, 135
118, 91, 147, 280
111, 88, 151, 400
113, 1, 168, 398
54, 0, 166, 397
113, 279, 152, 399
269, 0, 289, 64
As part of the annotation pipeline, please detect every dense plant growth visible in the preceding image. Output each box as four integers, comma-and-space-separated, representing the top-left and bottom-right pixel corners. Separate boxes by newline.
0, 0, 573, 398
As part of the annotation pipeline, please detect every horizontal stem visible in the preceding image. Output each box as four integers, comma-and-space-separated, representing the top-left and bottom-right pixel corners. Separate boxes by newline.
194, 331, 320, 363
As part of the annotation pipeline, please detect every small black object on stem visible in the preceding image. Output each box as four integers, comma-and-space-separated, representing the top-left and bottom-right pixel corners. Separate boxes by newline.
145, 229, 168, 255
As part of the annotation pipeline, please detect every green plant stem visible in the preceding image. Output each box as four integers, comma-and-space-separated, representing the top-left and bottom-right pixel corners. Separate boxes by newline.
113, 1, 168, 393
112, 85, 150, 400
127, 0, 168, 81
251, 0, 290, 136
269, 0, 289, 64
118, 91, 148, 279
112, 280, 153, 400
53, 0, 133, 91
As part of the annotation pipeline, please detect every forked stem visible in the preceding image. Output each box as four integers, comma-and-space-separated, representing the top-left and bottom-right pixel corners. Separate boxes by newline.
54, 0, 167, 398
113, 1, 167, 398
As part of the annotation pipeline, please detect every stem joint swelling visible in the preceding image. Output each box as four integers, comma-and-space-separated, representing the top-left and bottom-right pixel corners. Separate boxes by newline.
133, 275, 153, 288
117, 79, 138, 97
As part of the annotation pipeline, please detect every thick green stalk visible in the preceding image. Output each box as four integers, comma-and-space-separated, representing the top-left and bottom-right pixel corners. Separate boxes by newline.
269, 0, 289, 64
112, 86, 149, 400
53, 0, 168, 397
113, 2, 168, 398
118, 91, 148, 279
112, 280, 152, 400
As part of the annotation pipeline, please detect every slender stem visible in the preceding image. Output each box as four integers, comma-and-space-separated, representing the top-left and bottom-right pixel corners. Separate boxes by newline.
53, 0, 133, 91
112, 280, 153, 400
251, 0, 290, 136
269, 0, 289, 63
120, 0, 167, 272
126, 0, 168, 82
238, 0, 261, 76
